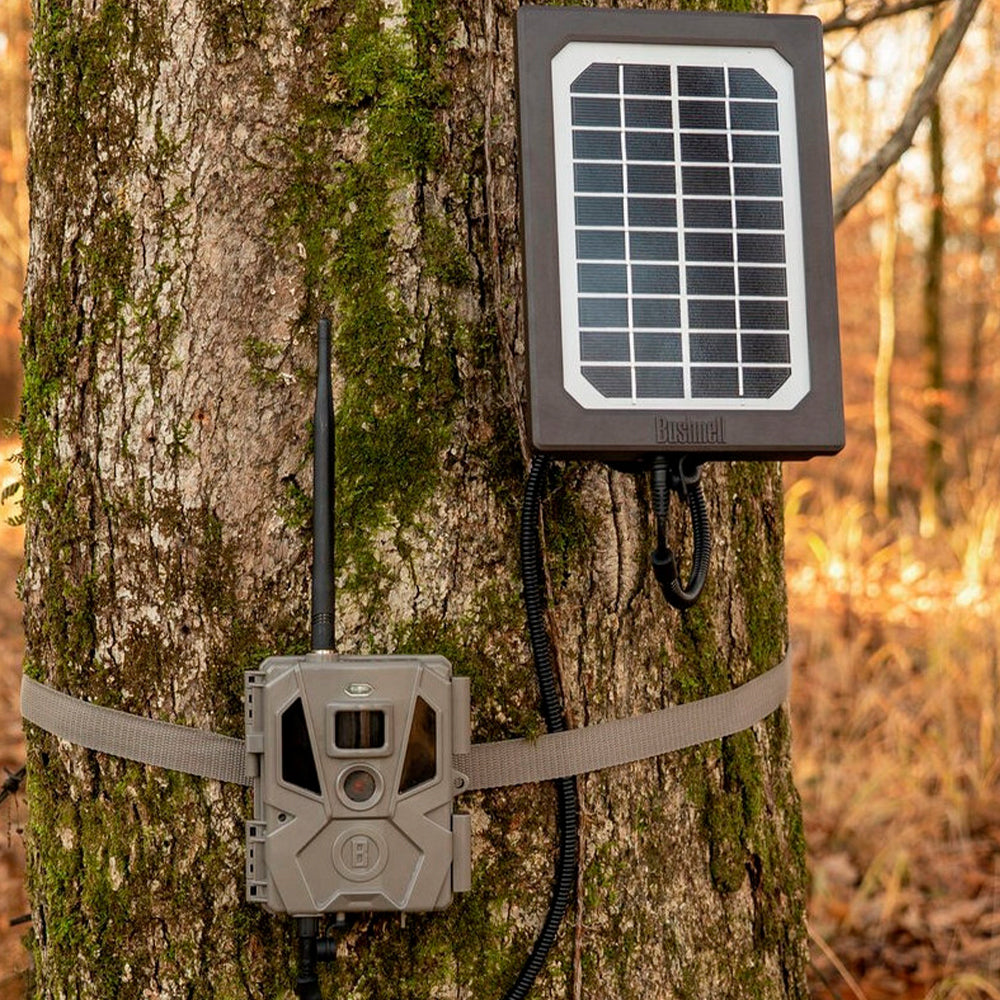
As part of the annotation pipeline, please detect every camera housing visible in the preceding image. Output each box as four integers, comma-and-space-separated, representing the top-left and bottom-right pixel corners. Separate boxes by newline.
245, 652, 471, 914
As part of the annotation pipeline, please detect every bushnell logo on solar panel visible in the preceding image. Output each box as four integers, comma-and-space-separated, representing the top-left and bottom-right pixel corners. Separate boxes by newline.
517, 6, 844, 461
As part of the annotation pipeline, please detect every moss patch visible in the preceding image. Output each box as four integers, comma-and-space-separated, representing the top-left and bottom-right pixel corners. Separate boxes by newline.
25, 741, 288, 999
201, 0, 268, 59
729, 461, 788, 671
277, 0, 474, 609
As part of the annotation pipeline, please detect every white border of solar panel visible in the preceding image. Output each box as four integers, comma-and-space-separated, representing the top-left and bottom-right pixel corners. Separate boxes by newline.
551, 42, 809, 411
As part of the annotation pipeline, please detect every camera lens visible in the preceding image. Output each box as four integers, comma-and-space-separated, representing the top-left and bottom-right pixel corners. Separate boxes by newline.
343, 768, 377, 803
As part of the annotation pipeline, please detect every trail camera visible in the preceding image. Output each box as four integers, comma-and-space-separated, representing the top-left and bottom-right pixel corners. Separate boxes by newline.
241, 322, 472, 917
244, 652, 472, 914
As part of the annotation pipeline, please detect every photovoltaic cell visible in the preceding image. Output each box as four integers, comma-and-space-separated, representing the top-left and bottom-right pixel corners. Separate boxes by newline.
623, 64, 671, 94
559, 48, 802, 408
628, 198, 677, 227
637, 367, 684, 398
684, 200, 733, 228
686, 233, 734, 262
625, 133, 674, 161
635, 332, 682, 362
632, 264, 680, 294
575, 197, 623, 226
739, 266, 787, 297
624, 100, 672, 129
683, 166, 731, 195
571, 62, 619, 93
627, 165, 675, 194
731, 102, 778, 131
687, 265, 735, 295
578, 263, 627, 293
691, 333, 738, 363
728, 67, 777, 99
735, 167, 782, 197
581, 331, 631, 361
678, 66, 725, 96
736, 201, 784, 230
573, 131, 621, 159
680, 101, 727, 130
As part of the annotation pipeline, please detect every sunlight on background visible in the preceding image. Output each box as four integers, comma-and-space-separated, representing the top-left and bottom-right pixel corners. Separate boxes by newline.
782, 1, 1000, 996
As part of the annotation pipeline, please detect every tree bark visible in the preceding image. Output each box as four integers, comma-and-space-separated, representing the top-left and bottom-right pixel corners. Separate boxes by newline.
21, 1, 808, 998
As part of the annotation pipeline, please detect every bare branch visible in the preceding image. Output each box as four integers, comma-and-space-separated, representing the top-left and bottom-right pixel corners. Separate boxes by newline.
832, 0, 983, 227
823, 0, 951, 33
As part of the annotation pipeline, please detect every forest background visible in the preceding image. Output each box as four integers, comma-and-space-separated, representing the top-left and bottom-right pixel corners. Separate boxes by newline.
1, 0, 999, 997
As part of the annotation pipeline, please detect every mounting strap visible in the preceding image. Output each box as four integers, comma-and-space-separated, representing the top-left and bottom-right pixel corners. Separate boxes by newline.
455, 650, 790, 790
20, 650, 790, 791
20, 676, 250, 785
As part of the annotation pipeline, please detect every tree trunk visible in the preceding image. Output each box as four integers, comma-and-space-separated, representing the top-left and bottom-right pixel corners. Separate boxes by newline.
21, 1, 808, 998
920, 13, 947, 538
963, 0, 998, 450
873, 171, 899, 522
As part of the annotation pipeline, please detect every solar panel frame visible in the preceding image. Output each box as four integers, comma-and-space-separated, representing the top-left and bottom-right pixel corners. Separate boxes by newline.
516, 7, 843, 461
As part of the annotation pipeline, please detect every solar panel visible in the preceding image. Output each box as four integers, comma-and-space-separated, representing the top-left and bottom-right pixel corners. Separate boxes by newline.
517, 9, 844, 461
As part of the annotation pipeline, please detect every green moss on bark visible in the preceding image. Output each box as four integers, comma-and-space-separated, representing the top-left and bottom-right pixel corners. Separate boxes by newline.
26, 746, 292, 1000
22, 0, 187, 692
201, 0, 268, 58
275, 0, 473, 608
728, 462, 788, 671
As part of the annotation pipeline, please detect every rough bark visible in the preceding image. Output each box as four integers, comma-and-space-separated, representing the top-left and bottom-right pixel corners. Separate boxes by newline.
21, 1, 808, 998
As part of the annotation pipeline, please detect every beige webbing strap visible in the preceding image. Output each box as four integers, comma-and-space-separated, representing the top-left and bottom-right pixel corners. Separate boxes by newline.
20, 651, 790, 791
20, 675, 250, 785
453, 650, 791, 791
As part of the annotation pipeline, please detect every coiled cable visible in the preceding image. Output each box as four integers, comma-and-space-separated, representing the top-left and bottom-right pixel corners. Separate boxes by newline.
502, 454, 580, 1000
650, 455, 711, 610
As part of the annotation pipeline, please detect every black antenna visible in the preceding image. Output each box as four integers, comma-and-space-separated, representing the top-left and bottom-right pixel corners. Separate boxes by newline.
301, 319, 343, 1000
311, 317, 335, 652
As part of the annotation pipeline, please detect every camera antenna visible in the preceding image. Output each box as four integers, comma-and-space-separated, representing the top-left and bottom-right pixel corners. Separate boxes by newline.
311, 317, 335, 653
298, 317, 339, 1000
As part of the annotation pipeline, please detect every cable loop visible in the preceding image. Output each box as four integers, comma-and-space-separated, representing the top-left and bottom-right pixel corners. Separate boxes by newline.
650, 456, 712, 610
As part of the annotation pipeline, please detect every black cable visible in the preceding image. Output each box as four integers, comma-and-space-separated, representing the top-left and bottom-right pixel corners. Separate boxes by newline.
503, 454, 579, 1000
295, 918, 323, 1000
294, 915, 345, 1000
650, 456, 711, 610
